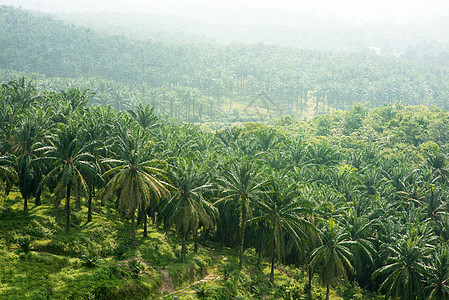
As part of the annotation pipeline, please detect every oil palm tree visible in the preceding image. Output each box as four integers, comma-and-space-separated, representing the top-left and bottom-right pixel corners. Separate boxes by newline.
216, 157, 264, 267
159, 159, 216, 262
12, 119, 43, 214
36, 125, 98, 233
310, 218, 354, 300
424, 146, 449, 185
101, 126, 169, 246
0, 153, 17, 194
307, 141, 340, 167
427, 246, 449, 300
372, 236, 430, 300
128, 103, 159, 132
342, 209, 378, 287
252, 173, 314, 282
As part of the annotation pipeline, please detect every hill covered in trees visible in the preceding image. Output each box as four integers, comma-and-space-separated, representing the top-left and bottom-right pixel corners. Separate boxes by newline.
1, 5, 449, 126
2, 4, 449, 299
55, 11, 449, 63
2, 78, 449, 299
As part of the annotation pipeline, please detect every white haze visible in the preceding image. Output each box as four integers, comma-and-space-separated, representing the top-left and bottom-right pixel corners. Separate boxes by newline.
2, 0, 449, 25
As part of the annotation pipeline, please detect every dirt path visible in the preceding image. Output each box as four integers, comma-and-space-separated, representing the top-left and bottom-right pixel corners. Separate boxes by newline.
159, 270, 175, 293
158, 267, 220, 299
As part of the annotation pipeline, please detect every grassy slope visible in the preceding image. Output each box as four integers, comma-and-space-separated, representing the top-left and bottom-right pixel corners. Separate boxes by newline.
0, 190, 381, 299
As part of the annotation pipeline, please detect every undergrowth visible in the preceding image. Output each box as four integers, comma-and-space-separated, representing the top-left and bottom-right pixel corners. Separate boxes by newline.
0, 191, 381, 299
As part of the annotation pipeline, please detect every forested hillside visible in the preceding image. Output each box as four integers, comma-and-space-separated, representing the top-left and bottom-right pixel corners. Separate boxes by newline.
2, 3, 449, 299
1, 5, 449, 125
2, 78, 449, 299
55, 11, 449, 63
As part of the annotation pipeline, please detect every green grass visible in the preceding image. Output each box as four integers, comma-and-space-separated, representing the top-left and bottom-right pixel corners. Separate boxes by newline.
0, 191, 382, 299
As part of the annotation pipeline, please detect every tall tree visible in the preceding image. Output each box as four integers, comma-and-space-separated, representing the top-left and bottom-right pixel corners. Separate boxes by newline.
310, 218, 354, 300
216, 158, 264, 268
101, 126, 169, 246
12, 118, 44, 213
252, 174, 314, 282
0, 153, 17, 195
159, 159, 216, 262
36, 125, 98, 233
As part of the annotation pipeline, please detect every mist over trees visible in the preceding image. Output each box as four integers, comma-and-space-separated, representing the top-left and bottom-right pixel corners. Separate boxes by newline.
1, 6, 449, 127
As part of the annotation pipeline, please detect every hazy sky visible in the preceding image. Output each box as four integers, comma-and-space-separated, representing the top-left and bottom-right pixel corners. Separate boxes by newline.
3, 0, 449, 24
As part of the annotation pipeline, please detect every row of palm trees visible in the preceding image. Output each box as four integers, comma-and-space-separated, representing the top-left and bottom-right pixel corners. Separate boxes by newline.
3, 5, 449, 122
2, 79, 449, 299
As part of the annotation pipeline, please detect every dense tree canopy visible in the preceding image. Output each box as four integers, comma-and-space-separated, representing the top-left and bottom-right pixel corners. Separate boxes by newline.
2, 5, 449, 299
1, 77, 449, 299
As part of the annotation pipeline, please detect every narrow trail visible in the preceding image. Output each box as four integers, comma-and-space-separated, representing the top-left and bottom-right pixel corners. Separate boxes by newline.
159, 270, 175, 293
158, 267, 221, 298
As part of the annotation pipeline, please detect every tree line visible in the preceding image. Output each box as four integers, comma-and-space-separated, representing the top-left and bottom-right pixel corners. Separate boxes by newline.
2, 5, 449, 123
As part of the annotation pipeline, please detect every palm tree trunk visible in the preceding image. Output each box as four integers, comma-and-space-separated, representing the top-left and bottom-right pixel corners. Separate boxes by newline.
75, 186, 81, 211
87, 190, 92, 223
194, 229, 198, 252
35, 189, 41, 206
181, 234, 186, 263
308, 263, 312, 300
143, 212, 148, 238
239, 209, 246, 268
23, 196, 28, 215
131, 213, 136, 248
326, 282, 330, 300
5, 182, 11, 196
270, 236, 275, 283
65, 185, 71, 233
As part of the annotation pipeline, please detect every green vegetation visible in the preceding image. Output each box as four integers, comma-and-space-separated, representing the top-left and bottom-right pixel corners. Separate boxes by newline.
2, 76, 449, 299
2, 6, 449, 126
2, 4, 449, 299
54, 11, 449, 65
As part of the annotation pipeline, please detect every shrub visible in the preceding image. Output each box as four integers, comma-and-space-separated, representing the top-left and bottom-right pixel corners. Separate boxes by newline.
80, 246, 99, 268
163, 295, 180, 300
128, 259, 142, 278
24, 218, 56, 239
0, 206, 16, 218
139, 240, 176, 266
16, 236, 32, 253
193, 283, 209, 298
114, 244, 128, 260
219, 261, 234, 281
29, 289, 49, 300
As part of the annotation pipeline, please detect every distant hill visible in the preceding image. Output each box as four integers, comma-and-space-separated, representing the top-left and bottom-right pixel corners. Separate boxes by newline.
54, 11, 449, 59
1, 5, 449, 123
